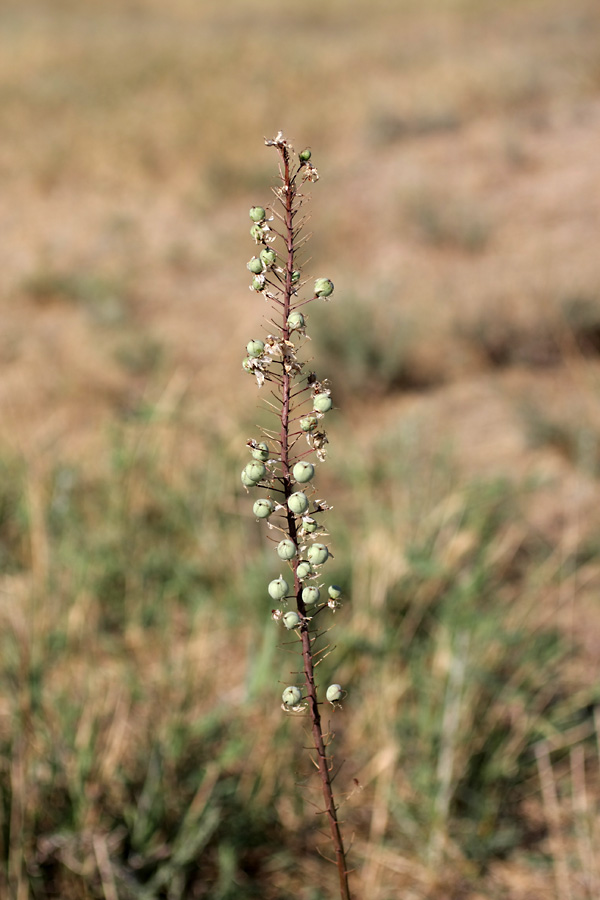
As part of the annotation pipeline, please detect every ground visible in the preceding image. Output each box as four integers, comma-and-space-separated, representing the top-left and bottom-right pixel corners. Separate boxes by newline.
2, 1, 600, 897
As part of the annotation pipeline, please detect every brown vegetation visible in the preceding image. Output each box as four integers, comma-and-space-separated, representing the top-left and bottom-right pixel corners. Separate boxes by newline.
2, 0, 600, 897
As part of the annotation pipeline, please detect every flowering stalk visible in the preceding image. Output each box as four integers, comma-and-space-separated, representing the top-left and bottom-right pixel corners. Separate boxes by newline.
241, 133, 352, 900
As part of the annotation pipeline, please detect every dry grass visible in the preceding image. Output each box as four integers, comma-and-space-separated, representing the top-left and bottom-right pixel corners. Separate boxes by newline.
2, 0, 600, 896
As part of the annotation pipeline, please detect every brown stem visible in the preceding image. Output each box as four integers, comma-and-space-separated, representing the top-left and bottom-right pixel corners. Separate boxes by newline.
275, 143, 353, 900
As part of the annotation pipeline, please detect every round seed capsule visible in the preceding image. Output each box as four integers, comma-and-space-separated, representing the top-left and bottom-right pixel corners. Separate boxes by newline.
241, 469, 255, 488
328, 584, 343, 600
249, 206, 266, 222
291, 270, 301, 284
251, 277, 265, 292
288, 492, 309, 515
282, 685, 302, 707
313, 394, 333, 414
292, 461, 314, 484
268, 576, 289, 601
250, 223, 264, 240
244, 460, 266, 484
277, 539, 297, 561
242, 358, 253, 373
302, 517, 319, 534
247, 257, 264, 274
260, 247, 276, 267
314, 277, 334, 298
300, 415, 319, 433
253, 498, 275, 519
326, 684, 343, 703
247, 339, 265, 358
302, 585, 320, 606
296, 560, 313, 580
251, 442, 270, 461
287, 312, 305, 331
299, 148, 312, 162
282, 610, 301, 630
307, 543, 329, 565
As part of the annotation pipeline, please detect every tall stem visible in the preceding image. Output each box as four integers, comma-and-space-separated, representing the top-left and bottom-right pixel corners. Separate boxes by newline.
276, 144, 352, 900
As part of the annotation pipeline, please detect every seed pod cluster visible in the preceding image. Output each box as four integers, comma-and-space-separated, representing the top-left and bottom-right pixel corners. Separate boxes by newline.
241, 136, 346, 716
240, 134, 352, 900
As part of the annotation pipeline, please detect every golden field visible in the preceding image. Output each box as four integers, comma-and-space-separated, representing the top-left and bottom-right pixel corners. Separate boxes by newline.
2, 0, 600, 897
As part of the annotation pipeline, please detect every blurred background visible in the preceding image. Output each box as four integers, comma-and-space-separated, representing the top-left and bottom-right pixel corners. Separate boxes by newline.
2, 0, 600, 897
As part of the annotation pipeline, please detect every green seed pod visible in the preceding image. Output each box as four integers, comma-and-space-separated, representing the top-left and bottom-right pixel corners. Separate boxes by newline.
302, 585, 320, 606
302, 517, 319, 534
313, 394, 333, 414
251, 442, 270, 461
299, 148, 312, 162
247, 257, 264, 275
244, 460, 266, 484
251, 277, 265, 292
314, 277, 334, 298
242, 357, 253, 373
291, 270, 301, 284
246, 339, 265, 358
296, 560, 313, 580
292, 461, 314, 484
300, 415, 319, 433
250, 223, 264, 241
288, 492, 309, 515
326, 683, 343, 703
307, 543, 329, 565
328, 584, 343, 600
277, 539, 297, 560
249, 206, 266, 222
253, 498, 275, 519
268, 576, 289, 600
241, 469, 255, 488
282, 685, 302, 707
282, 610, 301, 630
259, 247, 277, 267
287, 312, 305, 331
